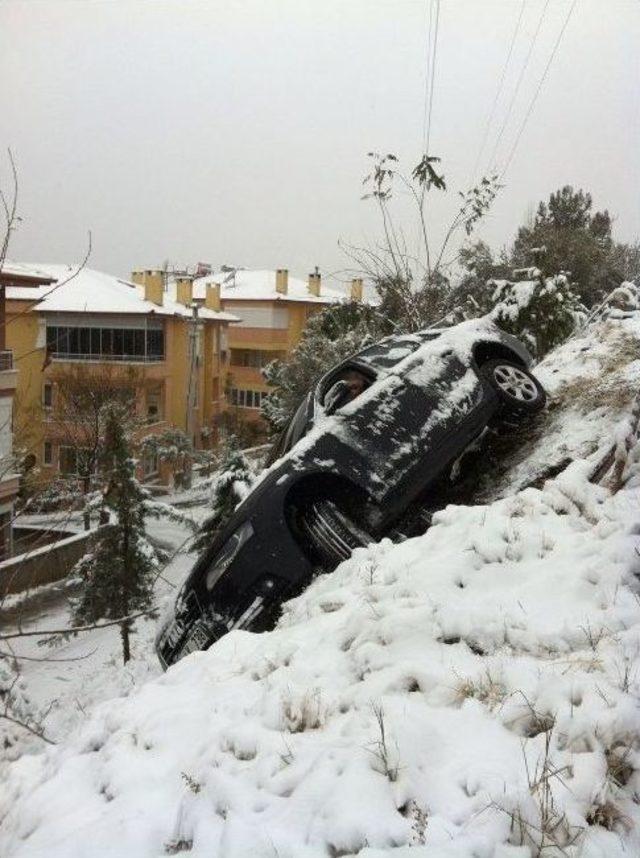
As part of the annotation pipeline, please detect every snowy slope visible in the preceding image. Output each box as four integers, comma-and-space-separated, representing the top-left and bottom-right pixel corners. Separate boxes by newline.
1, 315, 639, 858
445, 313, 640, 505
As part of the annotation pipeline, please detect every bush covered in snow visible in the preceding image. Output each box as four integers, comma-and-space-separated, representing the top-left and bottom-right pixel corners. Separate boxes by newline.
602, 281, 640, 315
490, 272, 586, 357
0, 659, 44, 764
191, 443, 254, 555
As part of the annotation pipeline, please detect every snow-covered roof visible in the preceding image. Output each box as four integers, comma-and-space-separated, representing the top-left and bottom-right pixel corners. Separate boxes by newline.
0, 261, 56, 284
190, 268, 358, 305
5, 263, 239, 323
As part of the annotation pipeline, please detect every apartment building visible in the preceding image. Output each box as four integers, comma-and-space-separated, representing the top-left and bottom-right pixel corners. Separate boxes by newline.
5, 265, 238, 484
184, 267, 365, 433
0, 264, 55, 557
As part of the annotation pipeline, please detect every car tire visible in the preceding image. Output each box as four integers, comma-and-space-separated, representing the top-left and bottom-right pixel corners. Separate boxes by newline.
480, 359, 546, 417
300, 498, 372, 569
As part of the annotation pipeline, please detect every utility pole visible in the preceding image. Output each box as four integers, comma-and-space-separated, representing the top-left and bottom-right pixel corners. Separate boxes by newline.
186, 302, 202, 449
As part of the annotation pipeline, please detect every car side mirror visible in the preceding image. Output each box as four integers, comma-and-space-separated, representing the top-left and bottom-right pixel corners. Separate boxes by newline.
324, 380, 350, 415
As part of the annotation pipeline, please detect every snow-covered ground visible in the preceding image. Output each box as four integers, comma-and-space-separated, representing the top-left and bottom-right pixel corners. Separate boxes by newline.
0, 514, 196, 746
1, 313, 639, 857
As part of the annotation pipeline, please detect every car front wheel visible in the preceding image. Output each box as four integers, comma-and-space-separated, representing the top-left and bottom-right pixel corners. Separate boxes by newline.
481, 359, 546, 417
299, 498, 372, 569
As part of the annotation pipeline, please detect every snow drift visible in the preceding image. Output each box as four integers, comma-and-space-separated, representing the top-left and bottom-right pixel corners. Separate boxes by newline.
1, 312, 639, 858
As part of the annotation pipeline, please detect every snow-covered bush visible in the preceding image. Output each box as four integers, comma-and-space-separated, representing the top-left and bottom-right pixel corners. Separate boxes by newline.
490, 272, 586, 357
20, 476, 91, 513
603, 281, 640, 314
192, 443, 254, 555
140, 428, 192, 466
0, 657, 43, 763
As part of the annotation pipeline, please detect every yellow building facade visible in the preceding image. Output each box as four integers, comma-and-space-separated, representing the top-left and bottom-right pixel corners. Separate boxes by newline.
181, 267, 364, 436
6, 265, 238, 484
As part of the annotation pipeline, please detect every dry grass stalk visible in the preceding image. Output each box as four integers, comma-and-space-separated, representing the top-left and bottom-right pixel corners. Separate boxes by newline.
367, 703, 400, 782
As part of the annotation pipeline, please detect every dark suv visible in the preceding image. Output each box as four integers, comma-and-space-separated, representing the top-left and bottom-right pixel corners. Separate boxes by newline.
156, 318, 546, 668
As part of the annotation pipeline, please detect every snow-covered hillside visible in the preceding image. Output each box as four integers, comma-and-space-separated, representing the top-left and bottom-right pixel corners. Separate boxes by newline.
1, 312, 639, 858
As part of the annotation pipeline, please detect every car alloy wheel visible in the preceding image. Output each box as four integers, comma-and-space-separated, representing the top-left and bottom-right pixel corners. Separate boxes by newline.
480, 359, 546, 417
493, 364, 539, 402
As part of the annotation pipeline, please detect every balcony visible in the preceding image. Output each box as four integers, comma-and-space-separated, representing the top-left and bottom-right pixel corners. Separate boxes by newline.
49, 352, 165, 364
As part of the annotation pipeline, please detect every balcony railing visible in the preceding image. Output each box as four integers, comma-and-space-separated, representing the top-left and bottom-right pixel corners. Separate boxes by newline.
0, 350, 13, 371
49, 352, 164, 364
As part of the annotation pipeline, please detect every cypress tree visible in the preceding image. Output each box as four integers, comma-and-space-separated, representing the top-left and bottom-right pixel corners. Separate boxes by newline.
73, 406, 156, 664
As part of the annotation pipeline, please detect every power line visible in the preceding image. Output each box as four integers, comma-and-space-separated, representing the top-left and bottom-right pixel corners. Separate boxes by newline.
502, 0, 578, 177
487, 0, 551, 172
421, 0, 434, 154
470, 0, 526, 184
425, 0, 441, 156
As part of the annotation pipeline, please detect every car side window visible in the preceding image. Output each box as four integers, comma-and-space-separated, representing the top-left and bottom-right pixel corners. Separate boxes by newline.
321, 366, 374, 414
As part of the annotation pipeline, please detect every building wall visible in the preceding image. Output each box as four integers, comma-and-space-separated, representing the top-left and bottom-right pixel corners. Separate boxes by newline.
5, 300, 230, 481
6, 300, 45, 463
221, 299, 322, 428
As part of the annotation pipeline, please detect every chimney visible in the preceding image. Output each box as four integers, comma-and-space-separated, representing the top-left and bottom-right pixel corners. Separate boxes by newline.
176, 276, 193, 306
144, 270, 164, 306
275, 268, 288, 295
308, 266, 321, 297
205, 282, 221, 312
130, 270, 144, 285
350, 277, 363, 302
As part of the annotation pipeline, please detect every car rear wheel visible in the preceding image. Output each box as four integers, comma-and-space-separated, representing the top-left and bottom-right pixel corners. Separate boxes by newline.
300, 498, 373, 569
481, 359, 546, 418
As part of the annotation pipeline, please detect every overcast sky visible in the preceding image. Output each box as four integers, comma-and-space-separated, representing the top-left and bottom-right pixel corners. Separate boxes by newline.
1, 0, 638, 285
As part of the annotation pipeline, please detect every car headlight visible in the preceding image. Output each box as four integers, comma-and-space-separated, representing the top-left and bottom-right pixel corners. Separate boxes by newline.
206, 520, 254, 591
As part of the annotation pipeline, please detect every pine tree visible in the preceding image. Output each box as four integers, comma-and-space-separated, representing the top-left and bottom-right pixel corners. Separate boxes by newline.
192, 442, 253, 555
511, 186, 624, 307
73, 406, 157, 664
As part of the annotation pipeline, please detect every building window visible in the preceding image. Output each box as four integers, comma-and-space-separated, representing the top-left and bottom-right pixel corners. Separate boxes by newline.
46, 324, 165, 362
43, 382, 53, 408
59, 446, 93, 476
146, 388, 162, 423
142, 449, 159, 478
228, 387, 267, 409
43, 441, 53, 465
230, 349, 284, 369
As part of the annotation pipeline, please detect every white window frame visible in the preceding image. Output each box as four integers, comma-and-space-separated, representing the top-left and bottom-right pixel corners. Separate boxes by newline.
228, 387, 265, 410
